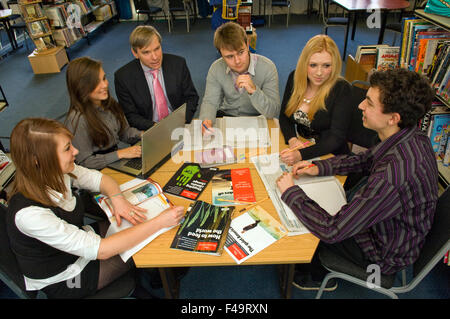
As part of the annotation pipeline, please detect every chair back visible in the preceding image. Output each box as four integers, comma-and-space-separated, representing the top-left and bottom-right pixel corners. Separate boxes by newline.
413, 187, 450, 277
0, 204, 36, 298
347, 82, 379, 149
133, 0, 150, 12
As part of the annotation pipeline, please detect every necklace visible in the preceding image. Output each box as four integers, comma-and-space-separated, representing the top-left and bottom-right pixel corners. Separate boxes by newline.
303, 97, 313, 104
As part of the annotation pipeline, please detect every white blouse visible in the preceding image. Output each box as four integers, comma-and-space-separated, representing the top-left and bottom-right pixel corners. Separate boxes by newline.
14, 164, 103, 290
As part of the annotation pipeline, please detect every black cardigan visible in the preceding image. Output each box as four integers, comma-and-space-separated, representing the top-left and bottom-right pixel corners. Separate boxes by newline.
279, 71, 352, 160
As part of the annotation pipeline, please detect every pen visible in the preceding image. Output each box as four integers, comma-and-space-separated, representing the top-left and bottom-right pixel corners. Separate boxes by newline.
239, 197, 270, 213
284, 140, 312, 153
217, 198, 255, 204
202, 122, 212, 132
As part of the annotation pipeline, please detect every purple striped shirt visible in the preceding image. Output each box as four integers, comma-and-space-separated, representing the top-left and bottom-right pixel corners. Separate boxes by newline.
281, 127, 438, 274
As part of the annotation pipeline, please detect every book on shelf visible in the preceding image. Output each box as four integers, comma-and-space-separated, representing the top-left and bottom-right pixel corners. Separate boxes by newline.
427, 112, 450, 155
0, 151, 15, 192
183, 115, 271, 151
211, 168, 256, 206
375, 46, 400, 71
251, 153, 347, 236
29, 19, 51, 36
52, 27, 82, 47
193, 145, 236, 168
355, 44, 388, 63
44, 6, 67, 27
170, 200, 235, 256
162, 163, 218, 201
33, 34, 55, 51
95, 178, 174, 262
437, 125, 449, 162
224, 205, 287, 264
22, 4, 44, 19
93, 4, 112, 21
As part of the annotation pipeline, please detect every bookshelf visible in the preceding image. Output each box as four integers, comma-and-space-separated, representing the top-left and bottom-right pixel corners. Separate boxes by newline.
42, 0, 117, 47
18, 0, 57, 52
412, 9, 450, 188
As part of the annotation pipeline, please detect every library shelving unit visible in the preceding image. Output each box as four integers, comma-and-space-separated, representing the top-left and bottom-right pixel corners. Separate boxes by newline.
42, 0, 118, 48
18, 0, 69, 74
413, 9, 450, 189
18, 0, 56, 51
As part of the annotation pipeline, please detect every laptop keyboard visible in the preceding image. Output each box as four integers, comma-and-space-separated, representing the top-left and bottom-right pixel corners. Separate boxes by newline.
124, 158, 142, 170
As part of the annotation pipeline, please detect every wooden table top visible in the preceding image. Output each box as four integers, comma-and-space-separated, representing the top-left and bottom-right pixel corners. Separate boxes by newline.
103, 119, 345, 268
332, 0, 410, 11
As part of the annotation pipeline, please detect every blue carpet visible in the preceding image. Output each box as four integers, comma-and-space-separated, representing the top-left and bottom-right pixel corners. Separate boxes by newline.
0, 14, 448, 300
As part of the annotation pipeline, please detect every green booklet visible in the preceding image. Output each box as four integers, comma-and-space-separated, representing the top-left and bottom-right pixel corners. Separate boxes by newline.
162, 163, 218, 201
170, 201, 235, 255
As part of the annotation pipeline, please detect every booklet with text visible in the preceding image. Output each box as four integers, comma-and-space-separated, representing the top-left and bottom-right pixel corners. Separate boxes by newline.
170, 200, 235, 256
225, 205, 287, 264
95, 178, 173, 262
163, 163, 218, 201
212, 168, 256, 206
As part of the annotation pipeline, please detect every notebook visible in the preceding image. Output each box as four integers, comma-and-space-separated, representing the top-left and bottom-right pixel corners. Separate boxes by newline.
107, 104, 186, 178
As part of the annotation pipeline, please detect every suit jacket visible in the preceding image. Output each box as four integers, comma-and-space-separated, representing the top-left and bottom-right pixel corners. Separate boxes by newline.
114, 53, 199, 130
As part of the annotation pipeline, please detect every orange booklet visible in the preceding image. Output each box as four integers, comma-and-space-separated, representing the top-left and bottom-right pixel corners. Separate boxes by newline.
212, 168, 256, 206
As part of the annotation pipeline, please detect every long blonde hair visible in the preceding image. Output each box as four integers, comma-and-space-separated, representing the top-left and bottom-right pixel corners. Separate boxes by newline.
285, 35, 342, 119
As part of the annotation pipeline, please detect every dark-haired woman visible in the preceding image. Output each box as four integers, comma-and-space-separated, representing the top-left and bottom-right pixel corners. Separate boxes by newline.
64, 57, 142, 170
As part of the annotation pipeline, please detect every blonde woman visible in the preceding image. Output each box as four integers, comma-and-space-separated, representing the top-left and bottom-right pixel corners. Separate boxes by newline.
279, 35, 352, 165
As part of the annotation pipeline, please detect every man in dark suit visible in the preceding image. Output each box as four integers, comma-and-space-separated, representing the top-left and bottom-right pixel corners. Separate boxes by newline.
114, 25, 199, 130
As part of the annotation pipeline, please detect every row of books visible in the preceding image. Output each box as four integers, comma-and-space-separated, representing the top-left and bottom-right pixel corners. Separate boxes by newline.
398, 17, 450, 104
21, 3, 44, 20
28, 19, 52, 37
419, 103, 450, 165
43, 2, 115, 46
355, 44, 400, 71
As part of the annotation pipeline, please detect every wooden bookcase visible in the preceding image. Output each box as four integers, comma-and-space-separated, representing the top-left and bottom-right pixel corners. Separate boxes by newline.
18, 0, 57, 52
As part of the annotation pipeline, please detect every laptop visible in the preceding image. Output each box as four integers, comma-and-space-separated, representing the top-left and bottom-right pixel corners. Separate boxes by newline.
107, 104, 186, 178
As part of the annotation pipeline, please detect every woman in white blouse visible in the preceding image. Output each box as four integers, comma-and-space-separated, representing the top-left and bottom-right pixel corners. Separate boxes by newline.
6, 118, 184, 298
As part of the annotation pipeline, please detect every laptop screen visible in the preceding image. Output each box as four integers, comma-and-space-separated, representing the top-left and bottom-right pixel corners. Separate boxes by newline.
141, 103, 187, 176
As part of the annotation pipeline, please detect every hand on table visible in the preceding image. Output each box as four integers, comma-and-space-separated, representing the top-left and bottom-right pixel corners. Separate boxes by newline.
110, 195, 147, 227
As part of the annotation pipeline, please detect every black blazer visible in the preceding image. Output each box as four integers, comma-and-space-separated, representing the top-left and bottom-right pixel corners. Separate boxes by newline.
114, 53, 199, 130
279, 71, 353, 160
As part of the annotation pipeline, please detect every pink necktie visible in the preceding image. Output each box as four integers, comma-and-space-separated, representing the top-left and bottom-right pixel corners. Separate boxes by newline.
150, 70, 169, 121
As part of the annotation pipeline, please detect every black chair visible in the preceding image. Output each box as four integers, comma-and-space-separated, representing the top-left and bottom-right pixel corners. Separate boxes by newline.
269, 0, 290, 28
343, 81, 379, 192
0, 203, 136, 299
0, 84, 8, 113
346, 81, 379, 151
316, 186, 450, 299
319, 0, 348, 35
385, 0, 420, 46
6, 0, 30, 51
168, 0, 194, 32
133, 0, 170, 31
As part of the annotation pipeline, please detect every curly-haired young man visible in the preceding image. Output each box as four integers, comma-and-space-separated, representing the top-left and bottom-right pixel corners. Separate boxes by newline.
276, 68, 437, 291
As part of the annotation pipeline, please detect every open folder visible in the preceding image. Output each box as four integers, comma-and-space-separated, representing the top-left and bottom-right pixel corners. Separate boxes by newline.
251, 153, 347, 236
